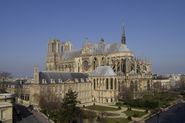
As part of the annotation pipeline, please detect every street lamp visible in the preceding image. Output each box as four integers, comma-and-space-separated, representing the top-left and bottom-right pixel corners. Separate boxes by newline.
157, 109, 162, 123
156, 111, 161, 123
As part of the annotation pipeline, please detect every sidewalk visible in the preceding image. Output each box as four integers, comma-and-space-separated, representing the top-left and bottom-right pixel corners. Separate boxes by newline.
31, 109, 54, 123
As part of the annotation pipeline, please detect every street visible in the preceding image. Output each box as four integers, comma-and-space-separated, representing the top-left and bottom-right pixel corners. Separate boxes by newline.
13, 104, 52, 123
146, 103, 185, 123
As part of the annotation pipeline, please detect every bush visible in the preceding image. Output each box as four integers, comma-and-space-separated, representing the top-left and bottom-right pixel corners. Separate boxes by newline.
133, 113, 139, 117
145, 109, 149, 113
116, 102, 124, 106
118, 106, 121, 110
127, 116, 132, 121
127, 107, 132, 111
124, 99, 159, 109
97, 116, 100, 121
82, 110, 97, 119
151, 108, 160, 114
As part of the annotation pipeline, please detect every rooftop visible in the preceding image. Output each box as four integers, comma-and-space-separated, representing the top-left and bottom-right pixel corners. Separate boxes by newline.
39, 71, 89, 84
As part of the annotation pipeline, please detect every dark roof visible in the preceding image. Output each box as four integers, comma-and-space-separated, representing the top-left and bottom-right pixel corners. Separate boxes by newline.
39, 72, 89, 84
59, 41, 132, 60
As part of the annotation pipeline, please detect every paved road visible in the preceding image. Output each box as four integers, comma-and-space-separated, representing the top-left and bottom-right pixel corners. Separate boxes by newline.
14, 104, 53, 123
146, 103, 185, 123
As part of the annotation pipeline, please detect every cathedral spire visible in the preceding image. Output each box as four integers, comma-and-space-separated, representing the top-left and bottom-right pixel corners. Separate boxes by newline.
121, 23, 126, 45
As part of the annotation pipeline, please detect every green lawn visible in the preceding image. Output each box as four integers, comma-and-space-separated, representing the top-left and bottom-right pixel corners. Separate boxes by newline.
85, 105, 120, 111
124, 110, 146, 117
118, 92, 182, 110
104, 118, 130, 123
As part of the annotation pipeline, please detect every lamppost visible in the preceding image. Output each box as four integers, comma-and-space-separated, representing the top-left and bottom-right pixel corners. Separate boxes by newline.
46, 109, 50, 121
157, 109, 162, 123
156, 112, 160, 123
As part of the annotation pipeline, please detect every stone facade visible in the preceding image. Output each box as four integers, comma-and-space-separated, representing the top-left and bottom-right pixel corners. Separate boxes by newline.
30, 70, 92, 107
42, 27, 152, 105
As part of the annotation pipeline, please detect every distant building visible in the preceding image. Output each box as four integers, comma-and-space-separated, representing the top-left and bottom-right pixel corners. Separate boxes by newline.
152, 74, 182, 91
153, 77, 171, 91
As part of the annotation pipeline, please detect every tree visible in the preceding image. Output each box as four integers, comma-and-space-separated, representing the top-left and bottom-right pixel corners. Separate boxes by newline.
0, 72, 12, 82
0, 83, 7, 93
39, 87, 60, 121
58, 89, 80, 123
119, 84, 133, 101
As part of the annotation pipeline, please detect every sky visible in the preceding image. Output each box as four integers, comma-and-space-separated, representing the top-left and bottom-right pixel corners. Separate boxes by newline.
0, 0, 185, 77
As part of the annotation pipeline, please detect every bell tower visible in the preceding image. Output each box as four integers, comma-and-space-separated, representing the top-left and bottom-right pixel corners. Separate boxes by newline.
61, 41, 72, 52
46, 39, 61, 71
33, 65, 39, 83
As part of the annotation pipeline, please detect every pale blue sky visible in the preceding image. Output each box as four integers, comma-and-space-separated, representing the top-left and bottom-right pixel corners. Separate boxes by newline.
0, 0, 185, 77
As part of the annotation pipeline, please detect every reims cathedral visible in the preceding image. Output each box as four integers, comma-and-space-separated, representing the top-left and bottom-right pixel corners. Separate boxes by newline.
31, 26, 152, 107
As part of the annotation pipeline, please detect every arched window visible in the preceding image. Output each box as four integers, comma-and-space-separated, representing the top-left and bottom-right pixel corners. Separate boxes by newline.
101, 57, 106, 66
106, 98, 108, 103
117, 62, 120, 72
110, 78, 113, 89
114, 79, 117, 89
106, 78, 109, 89
93, 79, 96, 89
93, 57, 98, 70
121, 59, 126, 74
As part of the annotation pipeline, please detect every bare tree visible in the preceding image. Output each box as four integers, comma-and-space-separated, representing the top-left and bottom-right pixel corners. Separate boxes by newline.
39, 87, 60, 118
0, 72, 12, 82
119, 84, 133, 101
0, 83, 7, 93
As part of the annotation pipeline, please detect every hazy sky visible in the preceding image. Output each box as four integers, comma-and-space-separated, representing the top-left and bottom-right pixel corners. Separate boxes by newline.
0, 0, 185, 77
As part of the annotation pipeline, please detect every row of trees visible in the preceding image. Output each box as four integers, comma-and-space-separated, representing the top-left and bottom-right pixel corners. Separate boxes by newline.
39, 89, 81, 123
0, 72, 12, 82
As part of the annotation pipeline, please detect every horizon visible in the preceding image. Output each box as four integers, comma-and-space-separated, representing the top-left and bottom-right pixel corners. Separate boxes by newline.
0, 0, 185, 77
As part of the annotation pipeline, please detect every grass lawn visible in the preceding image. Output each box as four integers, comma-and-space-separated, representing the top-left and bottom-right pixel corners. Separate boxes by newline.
104, 118, 130, 123
124, 110, 146, 117
85, 105, 120, 111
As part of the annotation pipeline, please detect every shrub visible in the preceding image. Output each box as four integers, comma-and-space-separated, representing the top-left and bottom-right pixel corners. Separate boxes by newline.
96, 116, 101, 121
127, 116, 132, 121
82, 110, 97, 119
124, 99, 159, 109
127, 107, 132, 111
116, 102, 123, 106
133, 113, 139, 117
145, 109, 149, 113
118, 106, 121, 110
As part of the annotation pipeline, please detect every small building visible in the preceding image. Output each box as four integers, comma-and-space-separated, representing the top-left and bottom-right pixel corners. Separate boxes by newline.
29, 67, 92, 108
152, 75, 171, 91
91, 66, 119, 104
0, 102, 12, 123
0, 93, 14, 123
